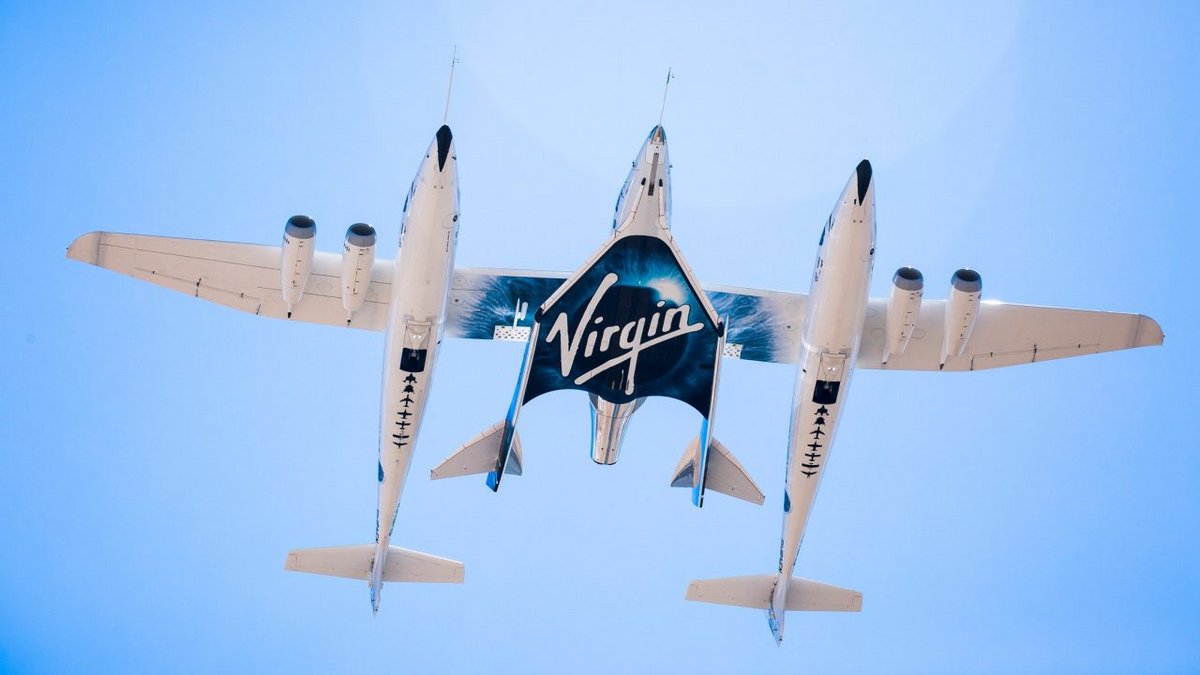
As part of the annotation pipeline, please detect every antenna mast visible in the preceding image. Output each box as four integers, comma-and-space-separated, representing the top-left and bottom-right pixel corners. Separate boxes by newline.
657, 68, 675, 126
442, 46, 460, 124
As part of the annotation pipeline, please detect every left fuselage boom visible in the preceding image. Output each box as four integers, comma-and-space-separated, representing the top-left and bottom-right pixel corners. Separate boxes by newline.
770, 160, 875, 637
371, 125, 460, 607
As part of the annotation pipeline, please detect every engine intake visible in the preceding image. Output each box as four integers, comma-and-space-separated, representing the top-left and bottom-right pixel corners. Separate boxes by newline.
941, 268, 982, 367
281, 215, 316, 316
884, 267, 923, 363
341, 223, 377, 321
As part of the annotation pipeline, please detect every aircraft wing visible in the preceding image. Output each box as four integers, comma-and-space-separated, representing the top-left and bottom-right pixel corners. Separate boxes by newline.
447, 272, 1161, 371
67, 234, 805, 351
67, 232, 393, 330
446, 270, 807, 365
445, 268, 566, 341
857, 298, 1163, 372
69, 233, 1160, 371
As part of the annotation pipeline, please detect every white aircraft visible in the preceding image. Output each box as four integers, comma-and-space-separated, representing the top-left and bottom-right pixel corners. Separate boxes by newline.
68, 124, 470, 612
421, 126, 1163, 641
67, 120, 1163, 634
682, 159, 1164, 643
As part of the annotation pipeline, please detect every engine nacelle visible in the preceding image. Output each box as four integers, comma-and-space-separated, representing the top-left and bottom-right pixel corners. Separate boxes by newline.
941, 268, 982, 367
281, 215, 316, 316
885, 267, 923, 363
341, 223, 377, 320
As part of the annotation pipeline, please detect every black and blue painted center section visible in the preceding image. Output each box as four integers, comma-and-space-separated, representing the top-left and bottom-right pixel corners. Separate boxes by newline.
523, 235, 721, 415
486, 234, 724, 502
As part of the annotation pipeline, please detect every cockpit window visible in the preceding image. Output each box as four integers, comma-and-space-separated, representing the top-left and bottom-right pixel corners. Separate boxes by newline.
818, 214, 832, 245
403, 179, 416, 213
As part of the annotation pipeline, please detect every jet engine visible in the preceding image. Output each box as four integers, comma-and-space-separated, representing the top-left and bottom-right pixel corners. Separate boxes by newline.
341, 223, 377, 321
281, 215, 316, 317
940, 268, 982, 367
884, 267, 923, 363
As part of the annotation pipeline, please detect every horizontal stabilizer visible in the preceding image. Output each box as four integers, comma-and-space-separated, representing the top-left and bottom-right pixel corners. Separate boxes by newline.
431, 421, 523, 480
686, 574, 861, 612
284, 544, 464, 583
670, 437, 764, 505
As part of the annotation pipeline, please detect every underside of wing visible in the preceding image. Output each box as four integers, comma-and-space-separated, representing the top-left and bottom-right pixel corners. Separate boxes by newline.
445, 267, 567, 341
858, 298, 1163, 372
706, 283, 805, 364
73, 235, 1158, 372
67, 232, 393, 330
445, 269, 807, 365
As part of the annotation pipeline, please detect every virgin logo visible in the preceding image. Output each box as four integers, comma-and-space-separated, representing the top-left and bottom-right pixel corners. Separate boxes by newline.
544, 272, 703, 395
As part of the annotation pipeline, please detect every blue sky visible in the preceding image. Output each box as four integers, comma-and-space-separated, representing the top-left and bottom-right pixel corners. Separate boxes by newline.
2, 2, 1197, 672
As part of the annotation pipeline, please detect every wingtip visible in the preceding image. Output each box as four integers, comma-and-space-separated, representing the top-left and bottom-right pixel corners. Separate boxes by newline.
1134, 314, 1165, 347
66, 231, 101, 264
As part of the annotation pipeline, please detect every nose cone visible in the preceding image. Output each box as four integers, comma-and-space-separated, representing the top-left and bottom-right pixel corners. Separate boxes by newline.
828, 159, 876, 256
411, 125, 457, 203
435, 125, 454, 172
836, 159, 874, 211
643, 125, 668, 157
855, 159, 872, 204
613, 125, 672, 234
632, 125, 668, 163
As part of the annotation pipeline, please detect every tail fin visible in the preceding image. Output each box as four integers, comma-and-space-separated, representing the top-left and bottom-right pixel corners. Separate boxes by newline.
431, 421, 523, 480
671, 437, 764, 505
285, 544, 464, 583
686, 574, 861, 642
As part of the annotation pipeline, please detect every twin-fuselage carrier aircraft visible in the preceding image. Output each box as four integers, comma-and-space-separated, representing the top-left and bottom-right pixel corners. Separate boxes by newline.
68, 119, 1162, 640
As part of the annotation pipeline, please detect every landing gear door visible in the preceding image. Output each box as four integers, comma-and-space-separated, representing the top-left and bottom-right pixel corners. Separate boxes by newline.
813, 352, 847, 405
